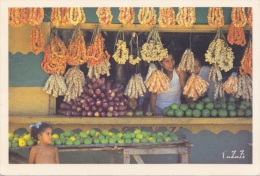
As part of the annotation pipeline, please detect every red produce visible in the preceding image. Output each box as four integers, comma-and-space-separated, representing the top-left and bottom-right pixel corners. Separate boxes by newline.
91, 105, 97, 111
82, 111, 87, 117
71, 111, 81, 116
86, 111, 93, 117
102, 102, 109, 109
107, 111, 113, 117
94, 111, 100, 117
60, 102, 72, 110
100, 112, 106, 117
107, 106, 114, 112
84, 106, 90, 111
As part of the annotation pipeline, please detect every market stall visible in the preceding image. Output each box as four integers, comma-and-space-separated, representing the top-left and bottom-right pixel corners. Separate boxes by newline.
9, 7, 252, 164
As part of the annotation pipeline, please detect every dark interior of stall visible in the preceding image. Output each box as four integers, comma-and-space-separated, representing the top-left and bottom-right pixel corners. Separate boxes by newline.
55, 29, 250, 113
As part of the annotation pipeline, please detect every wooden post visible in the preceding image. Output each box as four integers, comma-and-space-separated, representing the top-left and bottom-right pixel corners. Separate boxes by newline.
124, 154, 130, 164
109, 151, 115, 163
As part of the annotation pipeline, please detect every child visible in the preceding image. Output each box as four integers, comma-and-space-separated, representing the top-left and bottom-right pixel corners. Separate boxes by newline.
28, 122, 60, 164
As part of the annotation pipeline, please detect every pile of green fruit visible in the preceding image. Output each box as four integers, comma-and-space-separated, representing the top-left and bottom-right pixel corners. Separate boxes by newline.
163, 96, 252, 118
9, 129, 179, 148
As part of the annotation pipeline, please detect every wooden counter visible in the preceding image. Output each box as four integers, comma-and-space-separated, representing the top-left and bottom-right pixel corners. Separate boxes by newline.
9, 116, 252, 134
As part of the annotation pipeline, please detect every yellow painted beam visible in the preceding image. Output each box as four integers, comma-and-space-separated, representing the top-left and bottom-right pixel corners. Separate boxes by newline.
53, 23, 252, 33
9, 116, 252, 134
9, 87, 55, 115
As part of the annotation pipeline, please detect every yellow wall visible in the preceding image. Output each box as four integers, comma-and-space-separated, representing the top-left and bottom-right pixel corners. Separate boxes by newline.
9, 87, 55, 115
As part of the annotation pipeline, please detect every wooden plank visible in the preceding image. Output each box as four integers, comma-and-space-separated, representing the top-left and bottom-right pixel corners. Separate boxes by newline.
124, 147, 178, 155
179, 153, 189, 164
9, 151, 28, 164
109, 151, 115, 164
133, 155, 144, 164
177, 145, 188, 154
53, 23, 252, 33
124, 154, 130, 164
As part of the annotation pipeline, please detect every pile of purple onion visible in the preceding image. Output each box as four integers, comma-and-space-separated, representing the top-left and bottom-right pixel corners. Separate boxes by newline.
58, 77, 128, 117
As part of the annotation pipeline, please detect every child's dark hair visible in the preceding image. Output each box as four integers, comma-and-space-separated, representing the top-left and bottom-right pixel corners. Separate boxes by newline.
30, 122, 52, 141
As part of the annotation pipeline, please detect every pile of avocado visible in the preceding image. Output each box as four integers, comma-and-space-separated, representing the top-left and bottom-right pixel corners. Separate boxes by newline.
163, 96, 252, 118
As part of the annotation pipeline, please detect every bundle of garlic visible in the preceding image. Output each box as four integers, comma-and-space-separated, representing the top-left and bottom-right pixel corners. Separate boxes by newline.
96, 7, 113, 26
42, 73, 67, 98
205, 28, 235, 72
183, 73, 209, 101
87, 60, 111, 79
138, 7, 156, 26
144, 63, 157, 83
213, 82, 225, 100
113, 30, 129, 65
222, 72, 238, 95
234, 74, 252, 101
63, 67, 86, 102
145, 70, 170, 93
176, 7, 196, 27
208, 64, 222, 83
158, 7, 175, 27
140, 26, 168, 63
124, 74, 146, 99
129, 32, 141, 65
67, 25, 88, 66
207, 7, 224, 27
118, 7, 135, 25
231, 7, 247, 28
178, 48, 195, 73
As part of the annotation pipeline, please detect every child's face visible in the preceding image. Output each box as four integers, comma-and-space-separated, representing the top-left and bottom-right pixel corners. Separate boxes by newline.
38, 127, 53, 145
160, 54, 175, 72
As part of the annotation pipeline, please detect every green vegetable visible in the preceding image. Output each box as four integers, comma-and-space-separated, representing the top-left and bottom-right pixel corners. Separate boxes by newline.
211, 109, 218, 117
171, 103, 179, 110
237, 108, 245, 116
245, 109, 252, 117
175, 109, 184, 117
240, 100, 251, 108
163, 106, 171, 116
192, 109, 201, 117
228, 96, 236, 103
195, 103, 204, 110
202, 97, 212, 103
229, 110, 237, 117
221, 103, 227, 109
218, 108, 228, 117
205, 102, 214, 110
185, 109, 193, 117
202, 109, 210, 117
167, 109, 175, 116
189, 102, 196, 109
179, 104, 188, 111
227, 103, 236, 111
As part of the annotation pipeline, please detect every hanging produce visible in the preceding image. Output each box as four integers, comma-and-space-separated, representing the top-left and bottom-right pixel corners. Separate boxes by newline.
51, 8, 86, 27
231, 7, 247, 28
41, 30, 68, 75
8, 8, 28, 27
86, 25, 111, 78
69, 7, 86, 26
129, 32, 141, 65
67, 25, 88, 66
176, 7, 196, 27
144, 63, 157, 83
112, 30, 129, 64
247, 7, 252, 27
178, 48, 195, 73
63, 66, 86, 102
118, 7, 135, 25
158, 7, 175, 27
28, 8, 44, 26
124, 74, 146, 99
96, 7, 113, 26
145, 70, 170, 93
235, 74, 252, 101
213, 82, 225, 100
138, 7, 156, 26
42, 73, 67, 98
208, 64, 222, 83
205, 28, 235, 72
207, 7, 224, 27
140, 26, 168, 63
30, 26, 45, 54
227, 23, 246, 46
240, 39, 252, 76
222, 73, 238, 95
183, 73, 209, 101
87, 60, 111, 79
